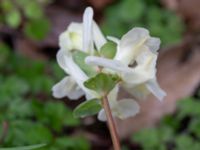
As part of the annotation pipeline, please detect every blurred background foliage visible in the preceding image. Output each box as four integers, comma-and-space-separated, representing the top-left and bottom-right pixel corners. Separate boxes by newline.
0, 0, 51, 40
0, 0, 200, 149
0, 43, 90, 150
131, 97, 200, 150
102, 0, 184, 46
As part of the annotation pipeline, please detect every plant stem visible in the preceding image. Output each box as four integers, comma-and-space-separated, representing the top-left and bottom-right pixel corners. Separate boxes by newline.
102, 96, 121, 150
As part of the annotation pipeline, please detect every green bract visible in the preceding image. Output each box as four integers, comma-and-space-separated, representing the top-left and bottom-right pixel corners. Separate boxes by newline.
72, 51, 96, 77
84, 73, 119, 95
73, 99, 101, 118
100, 41, 117, 59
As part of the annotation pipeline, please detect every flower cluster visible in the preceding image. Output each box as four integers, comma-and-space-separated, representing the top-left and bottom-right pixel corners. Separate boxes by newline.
52, 7, 166, 121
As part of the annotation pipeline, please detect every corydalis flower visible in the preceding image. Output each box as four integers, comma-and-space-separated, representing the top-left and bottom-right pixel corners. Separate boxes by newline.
52, 6, 165, 122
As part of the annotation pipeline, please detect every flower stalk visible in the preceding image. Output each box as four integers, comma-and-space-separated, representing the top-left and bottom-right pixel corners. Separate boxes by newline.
102, 95, 121, 150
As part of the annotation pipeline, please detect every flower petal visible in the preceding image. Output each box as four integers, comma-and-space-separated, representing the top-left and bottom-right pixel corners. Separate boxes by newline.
113, 99, 140, 120
93, 21, 106, 50
146, 79, 166, 101
122, 51, 157, 84
135, 46, 156, 65
107, 85, 119, 105
135, 49, 158, 78
98, 99, 140, 121
56, 50, 69, 73
52, 76, 84, 99
115, 27, 150, 65
107, 36, 120, 45
122, 65, 154, 84
123, 83, 150, 100
59, 23, 83, 51
83, 7, 94, 53
65, 56, 88, 87
98, 109, 107, 121
120, 27, 149, 47
85, 56, 128, 73
145, 37, 161, 53
65, 55, 98, 98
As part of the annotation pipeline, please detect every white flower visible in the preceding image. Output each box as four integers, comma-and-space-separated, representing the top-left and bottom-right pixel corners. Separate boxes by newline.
52, 6, 166, 122
86, 27, 166, 101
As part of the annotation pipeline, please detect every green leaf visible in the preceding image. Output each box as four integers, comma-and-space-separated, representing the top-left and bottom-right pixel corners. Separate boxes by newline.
23, 1, 43, 19
132, 127, 173, 150
72, 51, 96, 77
100, 41, 117, 59
161, 115, 180, 131
73, 99, 101, 118
5, 9, 21, 28
133, 128, 160, 149
7, 98, 33, 119
177, 98, 200, 120
84, 73, 119, 95
6, 120, 53, 145
175, 134, 200, 150
0, 76, 30, 97
119, 0, 145, 21
189, 118, 200, 139
0, 144, 46, 150
33, 101, 80, 131
24, 18, 50, 40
